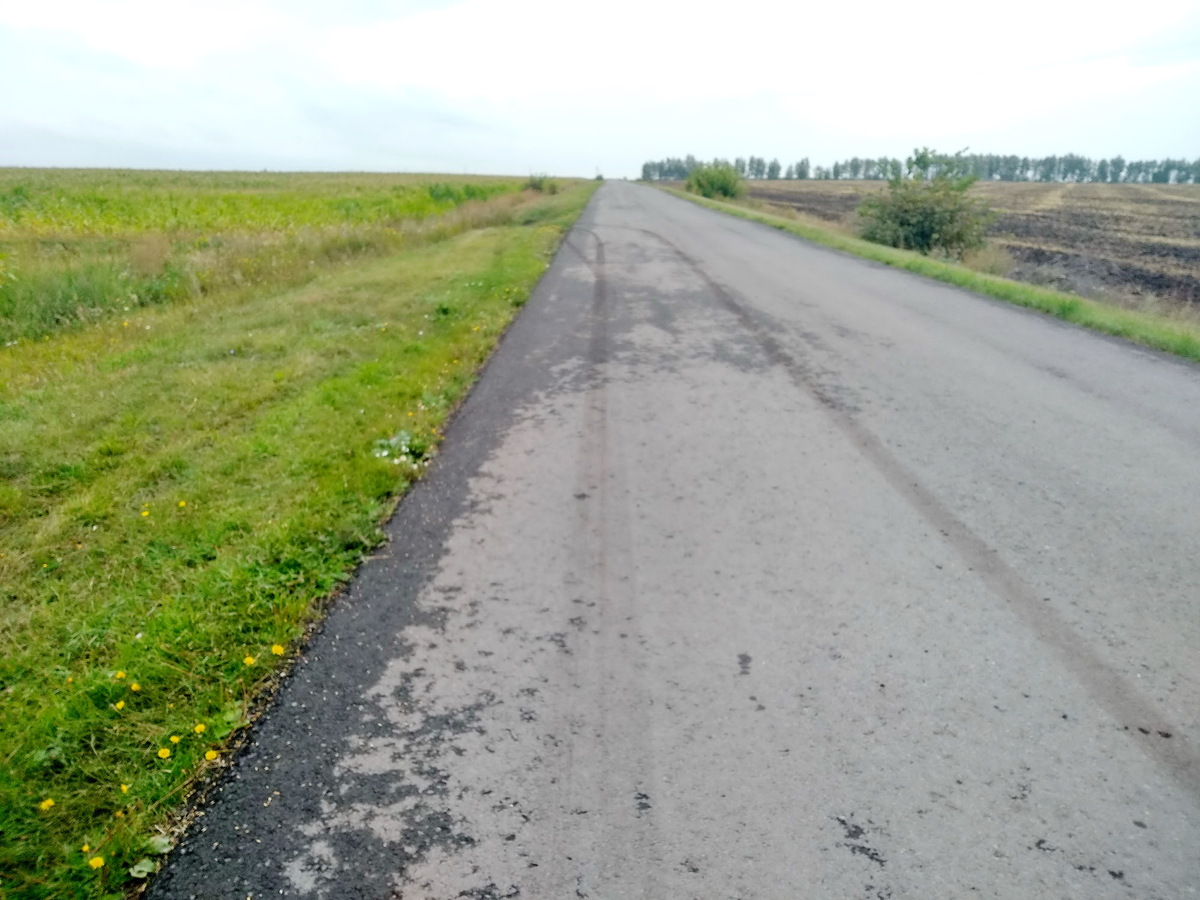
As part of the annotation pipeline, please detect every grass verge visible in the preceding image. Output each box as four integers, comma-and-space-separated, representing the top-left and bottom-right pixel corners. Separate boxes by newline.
0, 180, 597, 899
662, 187, 1200, 364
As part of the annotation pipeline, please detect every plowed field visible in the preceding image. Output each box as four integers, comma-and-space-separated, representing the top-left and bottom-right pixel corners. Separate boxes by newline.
745, 181, 1200, 309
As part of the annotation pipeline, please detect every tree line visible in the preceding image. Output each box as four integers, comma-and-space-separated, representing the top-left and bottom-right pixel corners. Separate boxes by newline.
642, 154, 1200, 184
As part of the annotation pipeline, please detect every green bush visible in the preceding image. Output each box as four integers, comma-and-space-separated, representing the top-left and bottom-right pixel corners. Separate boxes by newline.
686, 164, 743, 200
858, 148, 994, 257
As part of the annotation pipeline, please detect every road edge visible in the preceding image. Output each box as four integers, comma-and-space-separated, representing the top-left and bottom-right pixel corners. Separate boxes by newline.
655, 186, 1200, 366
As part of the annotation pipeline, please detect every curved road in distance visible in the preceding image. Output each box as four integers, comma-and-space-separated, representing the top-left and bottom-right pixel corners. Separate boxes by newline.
150, 182, 1200, 899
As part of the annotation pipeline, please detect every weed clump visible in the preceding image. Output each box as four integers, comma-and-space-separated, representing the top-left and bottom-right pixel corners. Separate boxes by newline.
524, 174, 559, 194
961, 243, 1015, 277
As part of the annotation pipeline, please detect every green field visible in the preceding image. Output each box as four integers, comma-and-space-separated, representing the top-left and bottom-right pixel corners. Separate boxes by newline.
0, 170, 521, 344
0, 170, 596, 899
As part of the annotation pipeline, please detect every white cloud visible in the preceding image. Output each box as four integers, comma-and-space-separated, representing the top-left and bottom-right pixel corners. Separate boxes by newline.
2, 0, 295, 68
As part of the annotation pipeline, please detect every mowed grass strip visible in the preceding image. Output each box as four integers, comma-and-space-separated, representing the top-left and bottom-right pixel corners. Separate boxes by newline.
0, 182, 596, 899
664, 187, 1200, 364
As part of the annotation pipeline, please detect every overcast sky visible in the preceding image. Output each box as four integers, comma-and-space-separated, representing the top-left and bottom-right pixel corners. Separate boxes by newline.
2, 0, 1198, 177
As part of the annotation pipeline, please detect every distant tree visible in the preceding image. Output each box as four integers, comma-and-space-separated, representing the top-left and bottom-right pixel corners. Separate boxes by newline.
1060, 153, 1091, 182
674, 150, 1183, 186
767, 159, 782, 180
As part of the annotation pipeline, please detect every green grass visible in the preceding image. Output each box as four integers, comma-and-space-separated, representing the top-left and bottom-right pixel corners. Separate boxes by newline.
0, 170, 521, 344
0, 177, 597, 899
664, 187, 1200, 364
0, 170, 513, 233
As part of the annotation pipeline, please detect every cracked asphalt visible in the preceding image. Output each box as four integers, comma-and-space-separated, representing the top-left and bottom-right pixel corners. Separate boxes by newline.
149, 182, 1200, 899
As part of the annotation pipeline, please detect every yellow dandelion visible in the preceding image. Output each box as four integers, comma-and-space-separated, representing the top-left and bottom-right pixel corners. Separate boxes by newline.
243, 655, 256, 666
141, 510, 150, 517
120, 784, 130, 793
66, 676, 74, 684
130, 683, 140, 692
157, 747, 171, 759
114, 810, 124, 818
88, 856, 105, 869
205, 749, 219, 761
115, 671, 125, 679
81, 843, 90, 852
271, 644, 284, 656
115, 700, 125, 710
194, 723, 206, 734
38, 798, 55, 811
178, 500, 187, 507
169, 735, 181, 744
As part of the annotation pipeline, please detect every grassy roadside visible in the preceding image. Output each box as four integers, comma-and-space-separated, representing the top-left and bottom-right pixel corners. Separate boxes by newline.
661, 187, 1200, 364
0, 181, 597, 900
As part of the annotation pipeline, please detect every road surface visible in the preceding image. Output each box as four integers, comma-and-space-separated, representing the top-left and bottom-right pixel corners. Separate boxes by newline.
150, 182, 1200, 899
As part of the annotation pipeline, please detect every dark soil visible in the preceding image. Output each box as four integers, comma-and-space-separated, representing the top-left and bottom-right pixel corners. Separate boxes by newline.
744, 181, 1200, 308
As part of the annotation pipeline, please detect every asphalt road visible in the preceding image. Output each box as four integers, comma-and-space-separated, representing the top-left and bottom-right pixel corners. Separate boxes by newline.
149, 182, 1200, 899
